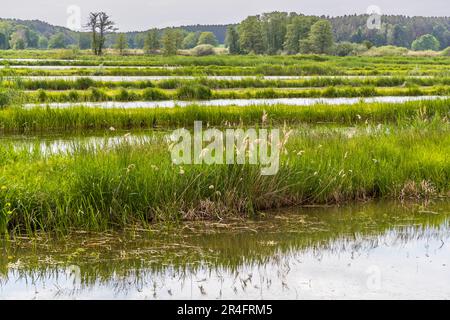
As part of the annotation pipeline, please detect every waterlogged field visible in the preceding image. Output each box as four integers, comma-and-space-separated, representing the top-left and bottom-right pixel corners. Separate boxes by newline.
0, 51, 449, 299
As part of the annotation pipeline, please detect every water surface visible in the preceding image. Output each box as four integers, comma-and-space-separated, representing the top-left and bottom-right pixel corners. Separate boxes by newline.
1, 201, 449, 300
25, 96, 445, 109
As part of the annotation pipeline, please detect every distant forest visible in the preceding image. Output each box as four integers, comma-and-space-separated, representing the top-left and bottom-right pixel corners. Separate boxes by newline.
0, 13, 448, 51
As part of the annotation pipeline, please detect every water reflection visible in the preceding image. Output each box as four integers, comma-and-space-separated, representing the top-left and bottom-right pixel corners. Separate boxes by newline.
0, 132, 163, 155
0, 201, 449, 299
25, 96, 445, 110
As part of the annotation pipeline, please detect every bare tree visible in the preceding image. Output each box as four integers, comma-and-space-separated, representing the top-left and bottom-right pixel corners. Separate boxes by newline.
86, 12, 116, 55
86, 12, 100, 55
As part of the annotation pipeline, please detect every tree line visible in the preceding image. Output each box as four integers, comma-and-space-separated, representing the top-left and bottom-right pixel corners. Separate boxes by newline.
224, 12, 449, 55
0, 12, 448, 55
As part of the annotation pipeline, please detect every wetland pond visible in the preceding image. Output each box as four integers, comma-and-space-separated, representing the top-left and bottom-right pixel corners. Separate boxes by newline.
1, 201, 449, 300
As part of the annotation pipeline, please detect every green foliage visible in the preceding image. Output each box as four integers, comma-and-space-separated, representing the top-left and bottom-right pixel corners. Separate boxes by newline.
144, 29, 161, 54
238, 16, 265, 54
0, 32, 8, 49
308, 20, 334, 54
197, 32, 218, 47
176, 84, 212, 100
363, 45, 409, 56
162, 29, 183, 55
386, 24, 410, 48
90, 88, 107, 101
333, 42, 368, 56
191, 45, 215, 56
37, 89, 47, 102
0, 115, 448, 232
142, 88, 168, 100
225, 26, 240, 54
9, 31, 26, 50
284, 15, 318, 54
412, 34, 441, 51
0, 88, 20, 107
115, 34, 128, 55
261, 12, 288, 54
37, 36, 48, 49
48, 33, 67, 49
75, 78, 95, 90
182, 32, 200, 49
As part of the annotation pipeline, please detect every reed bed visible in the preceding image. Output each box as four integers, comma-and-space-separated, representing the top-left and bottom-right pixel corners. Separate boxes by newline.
2, 50, 449, 68
3, 76, 450, 91
0, 99, 448, 133
0, 119, 448, 233
1, 59, 449, 77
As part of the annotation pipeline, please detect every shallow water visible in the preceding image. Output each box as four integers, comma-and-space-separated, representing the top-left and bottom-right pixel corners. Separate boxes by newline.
1, 201, 449, 300
25, 95, 445, 109
0, 132, 161, 155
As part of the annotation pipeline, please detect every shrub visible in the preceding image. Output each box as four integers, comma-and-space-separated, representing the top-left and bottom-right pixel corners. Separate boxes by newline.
191, 45, 216, 56
363, 46, 409, 56
333, 42, 368, 56
411, 34, 440, 51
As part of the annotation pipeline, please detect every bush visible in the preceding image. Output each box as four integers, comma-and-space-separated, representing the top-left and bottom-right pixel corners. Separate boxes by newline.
191, 45, 216, 56
411, 34, 440, 51
176, 84, 212, 100
333, 42, 368, 56
363, 46, 409, 56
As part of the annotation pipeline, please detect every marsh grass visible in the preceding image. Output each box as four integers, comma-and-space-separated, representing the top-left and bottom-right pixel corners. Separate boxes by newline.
0, 119, 448, 234
0, 99, 448, 133
5, 76, 450, 91
14, 86, 450, 104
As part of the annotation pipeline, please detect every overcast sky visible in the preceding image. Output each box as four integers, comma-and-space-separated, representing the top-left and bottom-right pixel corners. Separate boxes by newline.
0, 0, 448, 32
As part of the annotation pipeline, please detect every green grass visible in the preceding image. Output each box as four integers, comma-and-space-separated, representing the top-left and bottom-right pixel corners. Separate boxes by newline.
0, 99, 448, 133
0, 119, 448, 234
0, 51, 448, 235
8, 86, 450, 104
1, 49, 450, 68
0, 53, 449, 77
3, 76, 450, 92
